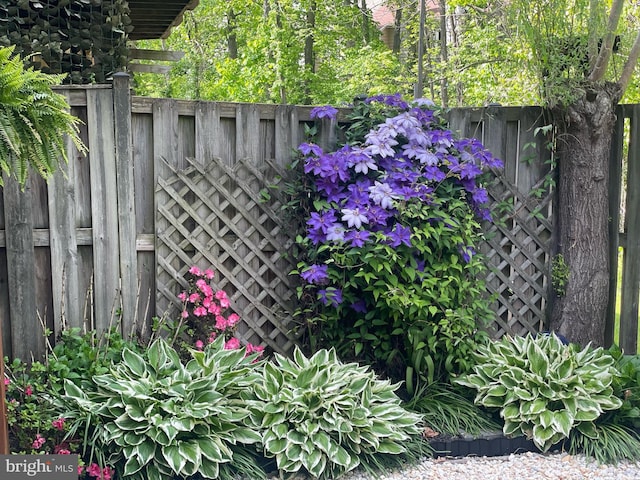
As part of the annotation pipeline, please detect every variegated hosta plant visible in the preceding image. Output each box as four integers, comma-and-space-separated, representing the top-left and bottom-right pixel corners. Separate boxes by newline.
252, 347, 424, 479
61, 336, 264, 480
455, 333, 622, 452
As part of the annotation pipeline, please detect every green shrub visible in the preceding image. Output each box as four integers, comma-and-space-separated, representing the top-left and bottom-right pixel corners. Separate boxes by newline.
59, 337, 265, 480
251, 347, 424, 479
455, 333, 622, 452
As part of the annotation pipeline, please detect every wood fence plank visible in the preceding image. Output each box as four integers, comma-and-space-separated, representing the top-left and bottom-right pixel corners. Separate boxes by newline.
132, 113, 156, 337
86, 88, 121, 333
3, 176, 41, 360
48, 101, 82, 334
153, 99, 181, 315
275, 105, 299, 167
621, 107, 640, 354
113, 74, 139, 338
606, 107, 625, 347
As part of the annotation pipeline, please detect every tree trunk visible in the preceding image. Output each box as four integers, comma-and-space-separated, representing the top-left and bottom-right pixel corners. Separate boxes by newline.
549, 82, 621, 347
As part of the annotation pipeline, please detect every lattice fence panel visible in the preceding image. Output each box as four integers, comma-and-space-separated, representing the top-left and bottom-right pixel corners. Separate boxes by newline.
482, 170, 553, 337
156, 156, 299, 354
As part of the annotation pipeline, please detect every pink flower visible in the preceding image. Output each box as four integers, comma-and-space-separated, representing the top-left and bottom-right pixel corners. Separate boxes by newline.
215, 290, 228, 301
196, 279, 207, 290
208, 303, 221, 315
227, 313, 240, 326
57, 448, 71, 455
193, 306, 207, 317
4, 377, 9, 386
224, 338, 241, 350
87, 463, 102, 478
25, 385, 33, 396
200, 284, 213, 297
181, 310, 189, 319
208, 332, 217, 343
32, 434, 45, 449
102, 467, 115, 480
204, 269, 215, 279
215, 315, 228, 330
194, 340, 204, 350
189, 266, 202, 276
188, 293, 201, 303
178, 291, 187, 302
219, 297, 230, 308
78, 466, 85, 476
52, 417, 65, 431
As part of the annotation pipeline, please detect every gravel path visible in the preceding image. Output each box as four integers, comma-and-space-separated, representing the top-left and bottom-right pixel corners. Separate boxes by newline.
342, 452, 640, 480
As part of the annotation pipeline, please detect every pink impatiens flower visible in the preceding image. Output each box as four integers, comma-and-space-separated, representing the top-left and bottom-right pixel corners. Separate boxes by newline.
32, 434, 45, 449
227, 313, 240, 326
25, 385, 33, 396
194, 340, 204, 350
193, 306, 208, 317
204, 269, 215, 279
188, 266, 202, 276
224, 338, 241, 350
87, 463, 102, 478
52, 417, 65, 431
4, 377, 9, 386
215, 315, 228, 330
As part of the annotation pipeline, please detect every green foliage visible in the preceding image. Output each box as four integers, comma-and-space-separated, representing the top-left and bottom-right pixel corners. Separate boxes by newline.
455, 333, 622, 452
551, 254, 570, 296
252, 347, 424, 479
568, 422, 640, 464
601, 347, 640, 429
403, 382, 500, 436
0, 46, 85, 186
133, 0, 396, 105
59, 337, 265, 480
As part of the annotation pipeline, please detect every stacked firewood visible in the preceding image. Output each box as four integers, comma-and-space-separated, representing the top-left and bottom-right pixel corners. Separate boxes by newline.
0, 0, 132, 84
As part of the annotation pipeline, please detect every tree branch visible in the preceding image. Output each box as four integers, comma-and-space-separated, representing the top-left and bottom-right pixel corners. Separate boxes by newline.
618, 30, 640, 96
588, 0, 624, 83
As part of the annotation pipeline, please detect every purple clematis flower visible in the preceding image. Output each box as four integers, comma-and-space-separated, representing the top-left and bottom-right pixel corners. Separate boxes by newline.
310, 105, 339, 120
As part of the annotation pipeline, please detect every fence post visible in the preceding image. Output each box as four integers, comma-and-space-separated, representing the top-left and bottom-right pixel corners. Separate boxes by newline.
0, 323, 9, 454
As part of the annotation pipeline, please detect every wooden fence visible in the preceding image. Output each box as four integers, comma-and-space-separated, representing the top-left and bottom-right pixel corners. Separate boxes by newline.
0, 77, 635, 360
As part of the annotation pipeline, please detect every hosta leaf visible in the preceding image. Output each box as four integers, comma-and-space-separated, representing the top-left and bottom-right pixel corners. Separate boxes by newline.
198, 459, 220, 480
314, 431, 336, 455
233, 427, 262, 444
551, 409, 573, 437
576, 421, 599, 439
178, 440, 202, 466
512, 387, 535, 401
502, 403, 520, 421
123, 348, 148, 377
303, 448, 325, 477
331, 444, 353, 467
503, 420, 522, 436
480, 395, 504, 408
125, 403, 149, 422
285, 442, 304, 462
123, 453, 144, 476
162, 445, 186, 474
486, 384, 508, 398
574, 409, 599, 422
532, 424, 557, 451
134, 440, 157, 467
114, 413, 143, 431
296, 364, 319, 388
539, 410, 553, 429
265, 436, 288, 454
376, 441, 404, 454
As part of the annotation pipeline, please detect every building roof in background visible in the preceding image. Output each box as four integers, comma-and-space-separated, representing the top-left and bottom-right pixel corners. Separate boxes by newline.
128, 0, 200, 40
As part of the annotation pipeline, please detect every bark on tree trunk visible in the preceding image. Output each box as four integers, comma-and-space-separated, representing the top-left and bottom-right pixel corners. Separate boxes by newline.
549, 82, 621, 347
